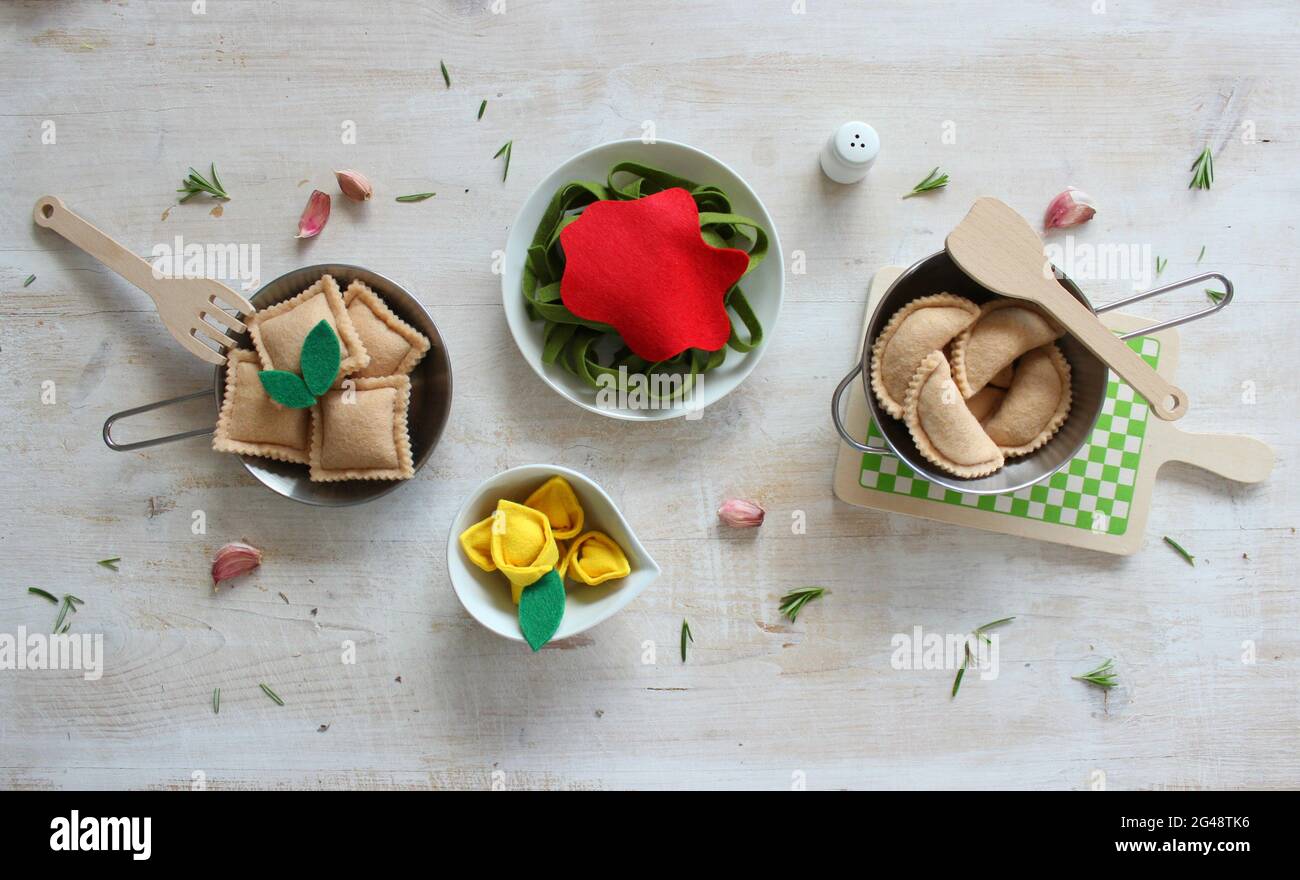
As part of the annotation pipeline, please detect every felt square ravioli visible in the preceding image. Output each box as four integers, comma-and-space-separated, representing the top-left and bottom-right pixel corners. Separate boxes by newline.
343, 280, 431, 378
213, 349, 311, 463
558, 187, 751, 362
308, 375, 413, 482
248, 274, 369, 380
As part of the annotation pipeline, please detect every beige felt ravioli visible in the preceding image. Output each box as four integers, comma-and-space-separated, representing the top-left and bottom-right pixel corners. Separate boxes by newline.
343, 280, 431, 378
903, 350, 1004, 479
870, 293, 980, 419
308, 375, 413, 482
248, 274, 369, 378
213, 349, 311, 463
950, 298, 1062, 398
983, 343, 1072, 457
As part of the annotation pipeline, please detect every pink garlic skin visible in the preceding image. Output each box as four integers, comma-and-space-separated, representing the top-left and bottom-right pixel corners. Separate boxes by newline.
1044, 187, 1096, 230
296, 189, 331, 238
334, 168, 373, 202
212, 542, 263, 585
717, 498, 765, 528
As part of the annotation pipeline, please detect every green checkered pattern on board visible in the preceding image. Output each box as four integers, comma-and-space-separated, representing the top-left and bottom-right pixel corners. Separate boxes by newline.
857, 336, 1160, 536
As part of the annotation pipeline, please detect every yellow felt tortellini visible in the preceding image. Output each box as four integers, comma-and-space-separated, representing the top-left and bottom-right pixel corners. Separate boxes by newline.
489, 499, 559, 594
457, 516, 497, 572
563, 531, 631, 586
523, 476, 585, 540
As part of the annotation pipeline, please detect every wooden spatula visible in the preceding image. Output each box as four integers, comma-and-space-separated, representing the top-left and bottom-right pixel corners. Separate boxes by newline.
33, 196, 255, 366
946, 197, 1187, 421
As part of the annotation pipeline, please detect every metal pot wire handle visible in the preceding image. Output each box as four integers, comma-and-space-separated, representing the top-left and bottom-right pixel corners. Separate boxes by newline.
102, 390, 215, 452
831, 271, 1233, 454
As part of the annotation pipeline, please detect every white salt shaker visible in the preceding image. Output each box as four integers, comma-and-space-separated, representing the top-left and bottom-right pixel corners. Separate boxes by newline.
819, 121, 879, 184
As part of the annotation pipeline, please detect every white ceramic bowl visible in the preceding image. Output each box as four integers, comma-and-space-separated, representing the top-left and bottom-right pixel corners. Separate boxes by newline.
446, 464, 661, 645
501, 139, 784, 421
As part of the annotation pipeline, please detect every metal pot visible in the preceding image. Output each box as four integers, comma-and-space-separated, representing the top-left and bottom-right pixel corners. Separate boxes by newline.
831, 251, 1230, 495
101, 264, 453, 507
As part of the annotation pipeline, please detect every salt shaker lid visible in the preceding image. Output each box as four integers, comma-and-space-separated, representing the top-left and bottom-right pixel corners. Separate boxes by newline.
833, 121, 879, 165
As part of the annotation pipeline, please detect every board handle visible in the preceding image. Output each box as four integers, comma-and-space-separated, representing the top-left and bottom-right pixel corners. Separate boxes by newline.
1160, 431, 1274, 484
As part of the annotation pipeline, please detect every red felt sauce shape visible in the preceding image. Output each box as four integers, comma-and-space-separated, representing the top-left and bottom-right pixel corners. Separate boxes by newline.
558, 187, 750, 362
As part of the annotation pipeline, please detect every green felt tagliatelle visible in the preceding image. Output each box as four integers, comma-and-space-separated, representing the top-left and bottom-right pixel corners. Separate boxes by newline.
523, 161, 768, 401
258, 319, 342, 408
518, 568, 565, 652
301, 319, 341, 396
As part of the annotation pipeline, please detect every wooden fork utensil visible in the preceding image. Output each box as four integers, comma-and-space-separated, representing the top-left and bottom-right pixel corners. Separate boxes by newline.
33, 196, 255, 366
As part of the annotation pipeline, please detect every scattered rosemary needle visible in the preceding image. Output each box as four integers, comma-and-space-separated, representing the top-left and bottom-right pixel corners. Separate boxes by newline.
1155, 256, 1167, 275
477, 99, 486, 120
1197, 245, 1206, 263
1205, 288, 1226, 305
177, 163, 229, 203
97, 557, 120, 571
27, 587, 58, 604
778, 586, 828, 622
903, 166, 948, 199
23, 274, 35, 288
494, 140, 513, 182
680, 618, 693, 663
212, 688, 221, 715
1073, 658, 1118, 689
440, 59, 450, 88
1163, 535, 1195, 566
952, 616, 1015, 699
52, 594, 84, 634
259, 683, 285, 706
1188, 146, 1214, 190
395, 192, 436, 202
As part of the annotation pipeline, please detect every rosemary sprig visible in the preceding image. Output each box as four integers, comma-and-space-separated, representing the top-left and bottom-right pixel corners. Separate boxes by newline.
395, 192, 436, 202
27, 587, 58, 604
259, 683, 285, 706
1205, 288, 1226, 305
494, 140, 513, 182
97, 557, 120, 571
680, 618, 693, 663
52, 593, 84, 634
177, 163, 230, 203
440, 59, 450, 88
1155, 256, 1167, 275
1197, 245, 1206, 263
1188, 146, 1214, 190
778, 586, 827, 622
902, 166, 948, 199
23, 274, 35, 287
952, 616, 1015, 699
212, 688, 221, 715
477, 99, 486, 120
1073, 658, 1118, 689
1163, 535, 1195, 566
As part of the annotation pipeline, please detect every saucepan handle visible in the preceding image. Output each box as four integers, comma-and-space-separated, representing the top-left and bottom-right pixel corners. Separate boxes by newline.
1095, 272, 1232, 341
831, 362, 896, 455
103, 390, 215, 451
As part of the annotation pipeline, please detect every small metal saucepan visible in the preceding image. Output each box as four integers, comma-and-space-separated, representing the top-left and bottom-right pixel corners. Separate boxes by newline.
831, 252, 1231, 495
102, 264, 453, 507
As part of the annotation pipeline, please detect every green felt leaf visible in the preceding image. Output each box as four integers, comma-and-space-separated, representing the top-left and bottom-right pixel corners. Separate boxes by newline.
258, 370, 316, 408
518, 569, 565, 652
300, 319, 341, 396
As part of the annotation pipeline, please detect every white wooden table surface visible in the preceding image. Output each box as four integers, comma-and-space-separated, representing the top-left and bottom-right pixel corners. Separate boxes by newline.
1, 0, 1297, 791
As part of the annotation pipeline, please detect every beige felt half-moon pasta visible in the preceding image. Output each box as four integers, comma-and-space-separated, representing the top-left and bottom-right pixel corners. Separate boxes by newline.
965, 385, 1006, 423
903, 351, 1004, 479
950, 298, 1062, 398
982, 343, 1072, 457
870, 293, 980, 419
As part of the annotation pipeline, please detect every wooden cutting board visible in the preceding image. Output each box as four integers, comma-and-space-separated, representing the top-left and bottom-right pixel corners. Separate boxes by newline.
832, 267, 1273, 555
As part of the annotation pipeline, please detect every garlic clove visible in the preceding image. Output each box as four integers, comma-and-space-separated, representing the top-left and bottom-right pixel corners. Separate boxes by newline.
717, 498, 765, 528
296, 189, 331, 238
1044, 187, 1096, 230
212, 541, 263, 585
334, 168, 373, 202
